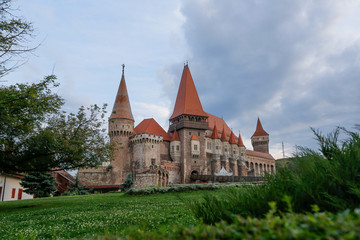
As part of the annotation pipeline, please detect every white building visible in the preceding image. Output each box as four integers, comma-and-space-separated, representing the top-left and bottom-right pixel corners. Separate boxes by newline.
0, 174, 34, 201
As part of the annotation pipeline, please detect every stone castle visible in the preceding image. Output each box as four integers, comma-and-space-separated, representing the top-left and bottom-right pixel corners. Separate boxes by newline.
78, 64, 275, 188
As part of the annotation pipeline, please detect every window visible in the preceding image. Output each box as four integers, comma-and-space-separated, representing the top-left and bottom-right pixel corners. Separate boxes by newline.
152, 145, 154, 148
225, 148, 227, 152
216, 146, 219, 150
11, 188, 16, 198
194, 145, 198, 150
233, 151, 236, 154
189, 132, 192, 136
198, 132, 200, 136
151, 159, 155, 165
176, 145, 179, 151
172, 146, 174, 152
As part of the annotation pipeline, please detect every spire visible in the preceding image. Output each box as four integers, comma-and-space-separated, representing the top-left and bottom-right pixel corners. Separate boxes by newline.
110, 65, 134, 121
171, 130, 180, 141
220, 127, 228, 142
252, 117, 269, 137
238, 133, 245, 147
211, 125, 220, 139
229, 131, 236, 144
169, 65, 207, 120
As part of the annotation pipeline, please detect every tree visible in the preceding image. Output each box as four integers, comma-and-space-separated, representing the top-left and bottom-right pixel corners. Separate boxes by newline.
0, 75, 111, 173
0, 0, 36, 77
20, 172, 56, 198
120, 173, 133, 191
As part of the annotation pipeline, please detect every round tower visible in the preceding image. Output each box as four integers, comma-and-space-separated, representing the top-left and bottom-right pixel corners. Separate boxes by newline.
108, 64, 134, 184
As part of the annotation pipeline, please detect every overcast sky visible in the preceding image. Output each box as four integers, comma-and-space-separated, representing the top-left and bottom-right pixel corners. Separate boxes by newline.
4, 0, 360, 159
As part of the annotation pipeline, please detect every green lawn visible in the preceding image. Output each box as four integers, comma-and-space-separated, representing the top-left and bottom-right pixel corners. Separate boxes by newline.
0, 191, 209, 239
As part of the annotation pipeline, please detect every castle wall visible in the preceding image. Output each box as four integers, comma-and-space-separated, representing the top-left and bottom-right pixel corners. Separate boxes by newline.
78, 166, 113, 186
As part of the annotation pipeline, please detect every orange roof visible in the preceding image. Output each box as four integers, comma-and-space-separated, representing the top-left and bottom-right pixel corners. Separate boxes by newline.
211, 125, 220, 139
134, 118, 171, 141
220, 128, 228, 142
170, 130, 180, 141
238, 134, 245, 147
206, 113, 232, 137
229, 132, 236, 144
191, 135, 200, 141
110, 70, 134, 120
170, 65, 207, 119
246, 150, 274, 160
252, 117, 269, 137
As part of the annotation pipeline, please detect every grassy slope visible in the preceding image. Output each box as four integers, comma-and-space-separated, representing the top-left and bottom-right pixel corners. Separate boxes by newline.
0, 191, 207, 239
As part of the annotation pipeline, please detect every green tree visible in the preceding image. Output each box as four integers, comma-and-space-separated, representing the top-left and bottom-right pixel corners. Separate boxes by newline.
20, 172, 56, 198
0, 0, 36, 77
0, 75, 111, 173
121, 173, 133, 191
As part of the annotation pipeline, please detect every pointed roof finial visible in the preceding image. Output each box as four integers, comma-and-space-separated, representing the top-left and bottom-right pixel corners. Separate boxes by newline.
122, 64, 125, 75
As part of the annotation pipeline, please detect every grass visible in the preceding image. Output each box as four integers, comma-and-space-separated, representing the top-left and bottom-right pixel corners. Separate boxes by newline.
0, 190, 215, 239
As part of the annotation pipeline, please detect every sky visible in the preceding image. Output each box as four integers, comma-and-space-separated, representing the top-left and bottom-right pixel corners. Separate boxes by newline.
3, 0, 360, 159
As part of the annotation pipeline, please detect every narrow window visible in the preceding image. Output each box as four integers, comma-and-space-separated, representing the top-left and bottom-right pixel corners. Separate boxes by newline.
189, 132, 192, 136
176, 145, 179, 151
151, 159, 155, 165
194, 145, 198, 150
198, 132, 200, 136
172, 146, 174, 151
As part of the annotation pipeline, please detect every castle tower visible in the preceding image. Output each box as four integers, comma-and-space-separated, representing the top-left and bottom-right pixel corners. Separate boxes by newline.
108, 64, 134, 183
251, 117, 269, 153
168, 64, 209, 183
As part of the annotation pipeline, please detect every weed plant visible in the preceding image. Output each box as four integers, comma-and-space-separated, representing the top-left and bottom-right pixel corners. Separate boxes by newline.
187, 125, 360, 224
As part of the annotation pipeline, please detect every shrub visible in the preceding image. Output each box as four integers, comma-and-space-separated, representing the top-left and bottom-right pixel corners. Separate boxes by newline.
187, 125, 360, 223
123, 206, 360, 240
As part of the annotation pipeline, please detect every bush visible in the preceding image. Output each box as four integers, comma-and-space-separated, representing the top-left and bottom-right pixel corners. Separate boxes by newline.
187, 125, 360, 223
122, 206, 360, 240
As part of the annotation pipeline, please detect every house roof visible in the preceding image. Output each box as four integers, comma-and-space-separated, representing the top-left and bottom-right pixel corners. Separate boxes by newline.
133, 118, 171, 141
252, 117, 269, 137
191, 135, 200, 141
110, 69, 134, 121
246, 150, 274, 160
206, 113, 232, 137
170, 65, 207, 119
55, 170, 75, 183
170, 130, 180, 141
229, 132, 237, 144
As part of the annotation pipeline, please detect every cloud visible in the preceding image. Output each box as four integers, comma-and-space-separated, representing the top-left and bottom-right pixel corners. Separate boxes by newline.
158, 0, 360, 155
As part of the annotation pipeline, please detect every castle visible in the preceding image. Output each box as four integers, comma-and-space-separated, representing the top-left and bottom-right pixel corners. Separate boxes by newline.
78, 64, 275, 188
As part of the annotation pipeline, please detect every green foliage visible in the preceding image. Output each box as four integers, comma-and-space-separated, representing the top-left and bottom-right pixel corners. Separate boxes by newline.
188, 125, 360, 223
125, 207, 360, 240
19, 172, 56, 198
126, 183, 247, 195
120, 173, 133, 191
0, 0, 35, 77
68, 179, 92, 195
0, 75, 111, 173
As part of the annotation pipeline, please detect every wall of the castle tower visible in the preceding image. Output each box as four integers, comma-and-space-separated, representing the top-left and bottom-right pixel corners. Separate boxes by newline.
177, 128, 207, 184
108, 118, 134, 184
251, 135, 269, 153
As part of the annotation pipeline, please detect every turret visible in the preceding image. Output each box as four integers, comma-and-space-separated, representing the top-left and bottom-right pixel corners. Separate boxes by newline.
251, 117, 269, 153
170, 130, 181, 162
108, 64, 134, 183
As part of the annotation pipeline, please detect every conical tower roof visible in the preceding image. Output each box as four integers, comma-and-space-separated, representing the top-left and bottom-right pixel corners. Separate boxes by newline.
171, 130, 180, 141
221, 127, 228, 142
252, 117, 269, 137
170, 64, 207, 120
238, 133, 245, 147
229, 131, 237, 144
110, 65, 134, 121
211, 125, 220, 139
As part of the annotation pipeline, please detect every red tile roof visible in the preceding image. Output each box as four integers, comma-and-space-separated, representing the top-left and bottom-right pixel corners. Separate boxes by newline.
206, 113, 232, 137
191, 135, 200, 141
110, 71, 134, 120
246, 150, 274, 160
134, 118, 171, 141
252, 117, 269, 137
170, 65, 207, 119
238, 134, 245, 147
220, 128, 228, 142
211, 125, 220, 139
229, 131, 237, 144
170, 130, 180, 141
